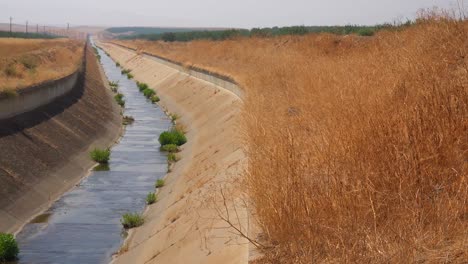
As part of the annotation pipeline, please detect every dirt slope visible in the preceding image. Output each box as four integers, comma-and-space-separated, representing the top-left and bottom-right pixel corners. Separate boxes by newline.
98, 42, 249, 264
0, 44, 122, 233
0, 38, 83, 91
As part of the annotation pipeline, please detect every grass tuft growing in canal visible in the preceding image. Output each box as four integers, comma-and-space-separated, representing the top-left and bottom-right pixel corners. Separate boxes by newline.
121, 213, 144, 229
151, 95, 160, 103
146, 192, 157, 205
123, 116, 135, 125
159, 129, 187, 147
114, 93, 125, 107
0, 233, 19, 262
161, 144, 178, 153
90, 148, 111, 164
169, 113, 179, 122
142, 88, 155, 98
137, 81, 149, 91
167, 153, 179, 163
155, 179, 165, 188
137, 82, 160, 104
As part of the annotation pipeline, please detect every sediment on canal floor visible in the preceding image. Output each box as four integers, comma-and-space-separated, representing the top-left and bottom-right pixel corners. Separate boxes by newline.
0, 42, 122, 233
99, 41, 249, 264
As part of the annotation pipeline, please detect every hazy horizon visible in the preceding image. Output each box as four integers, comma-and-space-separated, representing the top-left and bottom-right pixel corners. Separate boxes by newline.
2, 0, 463, 29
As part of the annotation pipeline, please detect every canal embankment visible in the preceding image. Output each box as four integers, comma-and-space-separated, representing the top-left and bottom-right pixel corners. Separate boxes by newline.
98, 41, 250, 264
0, 43, 122, 233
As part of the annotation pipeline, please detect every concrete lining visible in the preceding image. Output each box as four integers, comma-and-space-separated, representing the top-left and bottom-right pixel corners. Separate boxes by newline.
109, 41, 244, 99
0, 56, 84, 120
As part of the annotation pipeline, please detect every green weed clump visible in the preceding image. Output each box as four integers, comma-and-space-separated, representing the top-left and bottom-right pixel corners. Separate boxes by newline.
0, 233, 19, 262
137, 82, 149, 91
155, 179, 165, 188
151, 95, 160, 103
114, 93, 125, 107
126, 73, 134, 79
167, 153, 179, 163
143, 88, 155, 98
170, 113, 179, 122
121, 213, 144, 229
158, 129, 187, 146
90, 148, 110, 164
121, 69, 131, 75
146, 192, 157, 205
123, 116, 135, 125
161, 144, 178, 153
109, 81, 119, 88
109, 81, 119, 92
116, 62, 121, 67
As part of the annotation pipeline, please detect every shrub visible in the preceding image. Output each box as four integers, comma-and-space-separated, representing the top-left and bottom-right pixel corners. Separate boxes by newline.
137, 82, 149, 91
158, 129, 187, 146
121, 69, 131, 75
114, 93, 125, 107
143, 88, 155, 98
90, 148, 110, 164
146, 192, 157, 204
116, 62, 121, 67
155, 179, 165, 188
161, 144, 178, 152
0, 233, 19, 262
151, 95, 160, 103
126, 73, 134, 79
121, 213, 144, 229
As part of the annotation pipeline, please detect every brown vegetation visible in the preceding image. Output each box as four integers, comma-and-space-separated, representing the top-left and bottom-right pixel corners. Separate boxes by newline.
0, 38, 84, 92
115, 13, 467, 263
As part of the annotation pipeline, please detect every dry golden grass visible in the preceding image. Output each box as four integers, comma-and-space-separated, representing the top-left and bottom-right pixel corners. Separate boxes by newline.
115, 12, 467, 263
0, 38, 84, 92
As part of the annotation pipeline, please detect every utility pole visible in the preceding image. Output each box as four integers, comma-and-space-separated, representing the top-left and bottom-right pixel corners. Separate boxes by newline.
9, 17, 12, 36
26, 21, 28, 34
36, 24, 39, 33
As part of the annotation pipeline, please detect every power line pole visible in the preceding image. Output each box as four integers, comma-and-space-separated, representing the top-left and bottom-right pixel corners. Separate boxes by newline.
9, 17, 12, 36
36, 24, 39, 33
26, 21, 28, 34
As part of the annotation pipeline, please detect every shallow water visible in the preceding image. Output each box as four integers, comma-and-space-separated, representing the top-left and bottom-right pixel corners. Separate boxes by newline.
13, 42, 171, 264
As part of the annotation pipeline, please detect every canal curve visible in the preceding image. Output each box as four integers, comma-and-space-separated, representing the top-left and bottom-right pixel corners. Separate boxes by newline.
14, 41, 171, 264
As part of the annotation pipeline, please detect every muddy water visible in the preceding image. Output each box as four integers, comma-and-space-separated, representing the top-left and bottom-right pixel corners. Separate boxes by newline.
13, 42, 171, 264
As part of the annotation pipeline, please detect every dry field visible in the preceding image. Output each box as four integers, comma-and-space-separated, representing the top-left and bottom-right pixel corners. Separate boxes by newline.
115, 13, 467, 263
0, 38, 84, 92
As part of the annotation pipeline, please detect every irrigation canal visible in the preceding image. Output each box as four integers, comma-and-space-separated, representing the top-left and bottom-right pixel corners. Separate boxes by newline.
13, 41, 171, 264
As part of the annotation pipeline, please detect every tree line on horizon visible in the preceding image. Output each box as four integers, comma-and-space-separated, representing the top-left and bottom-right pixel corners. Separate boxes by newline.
112, 21, 414, 42
0, 31, 62, 39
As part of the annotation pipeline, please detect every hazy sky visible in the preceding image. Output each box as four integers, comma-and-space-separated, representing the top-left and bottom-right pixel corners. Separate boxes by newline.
2, 0, 462, 28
